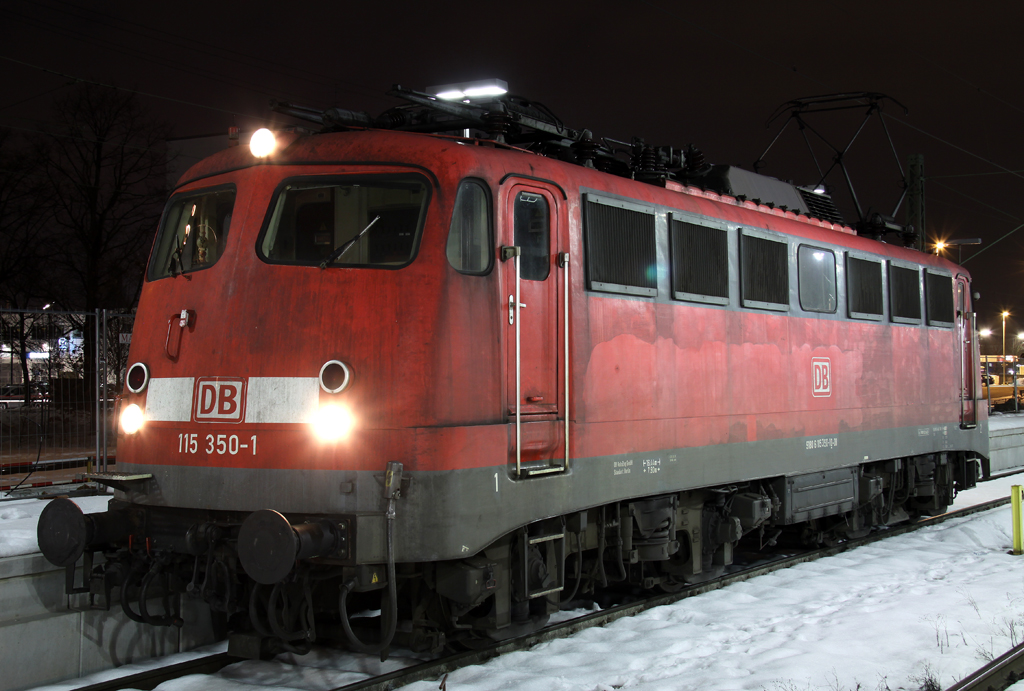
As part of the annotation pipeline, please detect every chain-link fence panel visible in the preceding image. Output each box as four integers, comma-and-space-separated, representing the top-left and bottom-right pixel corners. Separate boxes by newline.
1, 309, 134, 492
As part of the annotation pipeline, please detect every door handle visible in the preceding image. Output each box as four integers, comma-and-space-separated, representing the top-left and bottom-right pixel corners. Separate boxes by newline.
508, 295, 526, 324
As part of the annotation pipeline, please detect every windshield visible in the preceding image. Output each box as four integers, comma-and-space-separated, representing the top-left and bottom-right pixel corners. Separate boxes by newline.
149, 186, 236, 280
258, 175, 429, 267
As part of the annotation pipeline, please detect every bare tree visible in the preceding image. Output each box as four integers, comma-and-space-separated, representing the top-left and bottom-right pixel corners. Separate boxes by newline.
34, 83, 172, 395
0, 128, 50, 308
0, 128, 52, 397
38, 83, 171, 311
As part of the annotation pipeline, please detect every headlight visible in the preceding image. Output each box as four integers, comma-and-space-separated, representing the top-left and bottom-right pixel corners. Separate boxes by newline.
121, 403, 144, 434
249, 128, 276, 158
126, 362, 149, 393
312, 404, 354, 442
319, 360, 351, 393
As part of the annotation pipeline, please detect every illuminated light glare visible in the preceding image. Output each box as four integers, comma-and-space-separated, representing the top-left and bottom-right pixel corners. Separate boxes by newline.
980, 329, 992, 337
813, 185, 826, 194
121, 404, 144, 434
191, 204, 197, 216
312, 404, 354, 442
812, 252, 824, 261
463, 85, 507, 97
428, 79, 508, 101
249, 128, 276, 158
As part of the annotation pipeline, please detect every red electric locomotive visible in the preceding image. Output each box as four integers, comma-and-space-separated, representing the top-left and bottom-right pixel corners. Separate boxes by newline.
39, 82, 987, 656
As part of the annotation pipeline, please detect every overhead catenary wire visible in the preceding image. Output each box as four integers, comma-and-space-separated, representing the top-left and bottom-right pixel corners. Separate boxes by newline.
36, 0, 385, 103
0, 55, 266, 121
0, 8, 318, 109
641, 0, 1024, 202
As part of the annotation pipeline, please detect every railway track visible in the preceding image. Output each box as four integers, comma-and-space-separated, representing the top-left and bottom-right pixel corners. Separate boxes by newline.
946, 639, 1024, 691
64, 496, 1014, 691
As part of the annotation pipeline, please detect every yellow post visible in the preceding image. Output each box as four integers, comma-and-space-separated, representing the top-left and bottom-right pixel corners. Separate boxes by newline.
1013, 485, 1024, 556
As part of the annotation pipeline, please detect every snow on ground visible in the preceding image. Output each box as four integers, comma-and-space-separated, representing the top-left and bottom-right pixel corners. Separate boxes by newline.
0, 493, 111, 558
20, 475, 1024, 691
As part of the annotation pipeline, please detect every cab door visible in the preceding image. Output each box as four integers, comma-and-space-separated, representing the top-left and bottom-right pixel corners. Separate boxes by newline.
501, 182, 566, 476
957, 276, 978, 427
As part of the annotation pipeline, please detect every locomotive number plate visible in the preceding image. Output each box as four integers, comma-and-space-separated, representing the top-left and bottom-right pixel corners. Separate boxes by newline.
177, 433, 258, 456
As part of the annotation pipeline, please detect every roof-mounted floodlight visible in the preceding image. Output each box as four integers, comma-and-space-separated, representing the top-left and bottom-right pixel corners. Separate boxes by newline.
250, 128, 276, 158
426, 79, 508, 101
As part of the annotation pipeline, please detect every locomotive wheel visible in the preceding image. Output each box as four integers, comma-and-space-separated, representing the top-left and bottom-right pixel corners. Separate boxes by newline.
658, 577, 686, 593
684, 565, 724, 585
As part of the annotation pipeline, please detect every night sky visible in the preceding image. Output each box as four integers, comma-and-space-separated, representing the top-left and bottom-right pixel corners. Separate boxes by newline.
4, 0, 1024, 348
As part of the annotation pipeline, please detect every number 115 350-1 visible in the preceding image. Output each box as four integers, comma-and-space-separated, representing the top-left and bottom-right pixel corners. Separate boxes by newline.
178, 433, 257, 456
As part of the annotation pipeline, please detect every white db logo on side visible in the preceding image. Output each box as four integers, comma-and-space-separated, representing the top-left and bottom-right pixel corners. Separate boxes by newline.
812, 358, 831, 397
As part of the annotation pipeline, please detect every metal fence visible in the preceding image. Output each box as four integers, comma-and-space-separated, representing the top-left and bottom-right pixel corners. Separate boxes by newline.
0, 309, 134, 490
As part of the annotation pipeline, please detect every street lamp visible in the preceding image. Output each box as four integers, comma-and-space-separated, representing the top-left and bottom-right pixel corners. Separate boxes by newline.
1004, 311, 1011, 386
934, 238, 982, 264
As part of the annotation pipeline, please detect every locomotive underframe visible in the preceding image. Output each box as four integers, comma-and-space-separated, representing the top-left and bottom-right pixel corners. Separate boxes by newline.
48, 447, 980, 656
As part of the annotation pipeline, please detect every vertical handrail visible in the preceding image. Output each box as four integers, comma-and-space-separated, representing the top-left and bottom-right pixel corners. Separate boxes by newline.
515, 252, 521, 477
958, 285, 966, 424
102, 309, 108, 472
94, 308, 100, 471
971, 310, 977, 424
562, 252, 569, 472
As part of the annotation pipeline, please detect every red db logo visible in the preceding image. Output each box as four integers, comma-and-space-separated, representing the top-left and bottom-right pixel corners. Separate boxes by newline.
812, 358, 831, 398
193, 377, 246, 422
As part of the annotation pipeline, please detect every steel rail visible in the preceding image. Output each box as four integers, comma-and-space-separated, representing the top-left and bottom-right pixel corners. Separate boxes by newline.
72, 652, 237, 691
63, 496, 1012, 691
330, 496, 1014, 691
945, 639, 1024, 691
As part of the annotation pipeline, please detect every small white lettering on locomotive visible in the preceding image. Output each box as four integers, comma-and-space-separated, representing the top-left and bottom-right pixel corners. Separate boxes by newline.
613, 459, 633, 476
193, 377, 247, 423
812, 357, 831, 397
805, 436, 839, 451
643, 458, 662, 474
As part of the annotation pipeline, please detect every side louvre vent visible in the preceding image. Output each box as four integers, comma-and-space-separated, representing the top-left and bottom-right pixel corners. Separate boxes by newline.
797, 189, 845, 225
889, 264, 921, 322
584, 197, 657, 296
670, 219, 728, 304
741, 233, 789, 310
847, 255, 884, 319
925, 272, 954, 326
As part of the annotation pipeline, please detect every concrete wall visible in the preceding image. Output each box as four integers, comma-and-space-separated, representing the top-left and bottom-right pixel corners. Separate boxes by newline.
989, 416, 1024, 476
0, 553, 217, 691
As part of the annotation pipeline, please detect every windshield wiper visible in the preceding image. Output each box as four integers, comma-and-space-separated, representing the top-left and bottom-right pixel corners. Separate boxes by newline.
319, 215, 381, 269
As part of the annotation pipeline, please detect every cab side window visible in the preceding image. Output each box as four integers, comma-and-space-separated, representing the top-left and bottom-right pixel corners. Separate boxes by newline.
446, 180, 492, 275
514, 191, 550, 280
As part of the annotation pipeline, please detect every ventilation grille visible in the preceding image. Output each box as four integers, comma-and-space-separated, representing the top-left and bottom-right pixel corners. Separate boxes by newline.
889, 264, 921, 321
670, 220, 728, 303
741, 234, 789, 308
926, 272, 954, 325
847, 256, 883, 318
584, 201, 657, 296
798, 189, 845, 225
